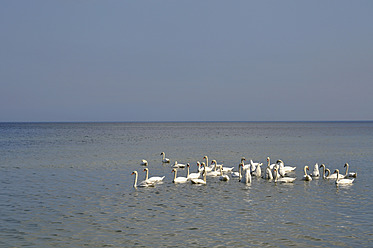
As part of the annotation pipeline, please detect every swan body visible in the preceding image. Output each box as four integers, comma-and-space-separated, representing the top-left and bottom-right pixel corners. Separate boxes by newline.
334, 169, 354, 185
141, 159, 148, 166
160, 152, 170, 163
311, 163, 320, 178
172, 169, 188, 183
274, 168, 296, 183
132, 171, 155, 188
173, 161, 187, 168
143, 168, 165, 183
264, 166, 273, 180
219, 166, 230, 181
187, 163, 201, 179
239, 165, 251, 184
302, 166, 312, 181
252, 162, 262, 177
191, 163, 207, 184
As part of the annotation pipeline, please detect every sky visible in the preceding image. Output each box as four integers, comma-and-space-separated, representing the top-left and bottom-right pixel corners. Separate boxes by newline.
1, 0, 372, 122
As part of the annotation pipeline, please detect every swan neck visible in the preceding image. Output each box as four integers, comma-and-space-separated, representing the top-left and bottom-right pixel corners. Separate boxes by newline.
344, 164, 349, 176
133, 172, 138, 187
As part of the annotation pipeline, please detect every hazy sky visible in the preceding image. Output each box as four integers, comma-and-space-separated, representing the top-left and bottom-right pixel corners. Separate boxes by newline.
1, 1, 372, 122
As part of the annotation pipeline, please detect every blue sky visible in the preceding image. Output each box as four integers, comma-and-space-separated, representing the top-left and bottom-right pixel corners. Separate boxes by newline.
1, 1, 372, 122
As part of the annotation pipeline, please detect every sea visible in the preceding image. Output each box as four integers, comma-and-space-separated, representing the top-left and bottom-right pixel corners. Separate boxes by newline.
1, 121, 372, 247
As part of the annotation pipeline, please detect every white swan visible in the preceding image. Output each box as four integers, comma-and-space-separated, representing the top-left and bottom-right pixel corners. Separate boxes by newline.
131, 171, 155, 188
172, 169, 188, 184
264, 165, 273, 180
311, 163, 320, 178
252, 162, 262, 177
273, 168, 296, 183
334, 169, 354, 185
302, 166, 312, 181
202, 156, 213, 172
267, 157, 277, 170
277, 160, 296, 173
160, 152, 170, 163
219, 166, 230, 181
143, 168, 165, 183
203, 162, 220, 177
319, 164, 328, 179
241, 157, 251, 171
191, 163, 207, 185
141, 159, 148, 166
344, 163, 357, 178
326, 167, 345, 179
173, 161, 187, 168
231, 163, 241, 178
211, 159, 233, 173
187, 163, 201, 179
250, 159, 262, 173
239, 164, 251, 184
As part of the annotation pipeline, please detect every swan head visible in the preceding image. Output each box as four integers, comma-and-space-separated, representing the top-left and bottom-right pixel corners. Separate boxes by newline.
143, 168, 149, 172
196, 161, 201, 166
276, 160, 283, 164
305, 166, 309, 170
131, 171, 137, 175
334, 169, 339, 174
171, 169, 177, 173
267, 157, 270, 161
344, 163, 349, 168
203, 156, 208, 160
211, 160, 217, 164
201, 162, 206, 166
241, 157, 246, 162
187, 163, 190, 167
160, 152, 164, 155
319, 164, 325, 168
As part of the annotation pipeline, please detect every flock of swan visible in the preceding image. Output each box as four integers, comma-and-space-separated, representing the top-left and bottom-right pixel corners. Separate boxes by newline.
132, 152, 356, 188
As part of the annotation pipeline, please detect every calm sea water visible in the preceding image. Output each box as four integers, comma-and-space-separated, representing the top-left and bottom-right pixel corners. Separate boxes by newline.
1, 122, 372, 247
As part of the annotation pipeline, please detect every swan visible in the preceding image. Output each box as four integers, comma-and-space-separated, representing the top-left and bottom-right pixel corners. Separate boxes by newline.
172, 169, 188, 184
252, 162, 262, 177
160, 152, 170, 163
326, 167, 345, 179
211, 160, 233, 173
203, 162, 220, 177
319, 164, 328, 179
231, 163, 241, 178
273, 168, 296, 183
187, 163, 201, 179
239, 164, 251, 184
143, 168, 165, 183
219, 166, 230, 181
267, 157, 277, 170
334, 169, 354, 185
191, 163, 207, 185
141, 159, 148, 166
240, 157, 251, 171
202, 156, 213, 172
311, 163, 320, 178
264, 165, 273, 180
277, 160, 296, 173
324, 168, 334, 179
344, 163, 357, 178
131, 171, 155, 188
250, 159, 262, 173
302, 166, 312, 181
173, 161, 187, 168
